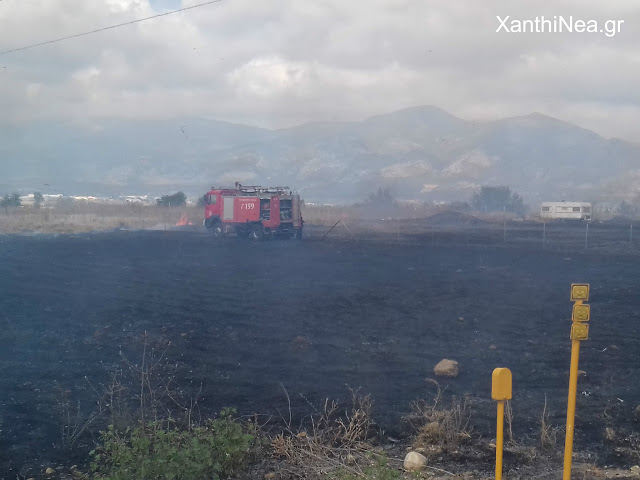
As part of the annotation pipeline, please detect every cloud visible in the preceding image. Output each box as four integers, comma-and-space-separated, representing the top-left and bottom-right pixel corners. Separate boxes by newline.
0, 0, 637, 139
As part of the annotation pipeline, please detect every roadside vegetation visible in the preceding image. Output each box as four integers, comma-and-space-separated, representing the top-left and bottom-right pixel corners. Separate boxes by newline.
2, 184, 639, 234
35, 332, 633, 480
0, 202, 201, 234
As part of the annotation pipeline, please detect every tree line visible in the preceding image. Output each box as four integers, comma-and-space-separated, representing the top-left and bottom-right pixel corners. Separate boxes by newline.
362, 185, 527, 215
1, 192, 44, 212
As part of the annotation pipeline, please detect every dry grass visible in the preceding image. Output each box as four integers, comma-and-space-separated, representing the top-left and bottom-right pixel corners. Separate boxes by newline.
269, 387, 376, 476
0, 204, 200, 234
505, 400, 514, 444
539, 395, 563, 450
405, 379, 472, 450
301, 203, 448, 226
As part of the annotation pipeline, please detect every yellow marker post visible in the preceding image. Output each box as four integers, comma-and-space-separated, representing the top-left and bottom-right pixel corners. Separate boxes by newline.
492, 368, 512, 480
563, 284, 590, 480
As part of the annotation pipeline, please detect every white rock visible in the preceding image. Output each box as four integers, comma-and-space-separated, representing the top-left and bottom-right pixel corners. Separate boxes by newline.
434, 359, 459, 377
404, 451, 427, 471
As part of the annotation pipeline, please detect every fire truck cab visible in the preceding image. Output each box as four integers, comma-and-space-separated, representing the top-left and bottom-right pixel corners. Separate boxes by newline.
203, 183, 303, 240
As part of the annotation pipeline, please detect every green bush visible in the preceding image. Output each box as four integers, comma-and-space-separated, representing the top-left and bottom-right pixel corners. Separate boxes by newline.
90, 408, 253, 480
156, 192, 186, 207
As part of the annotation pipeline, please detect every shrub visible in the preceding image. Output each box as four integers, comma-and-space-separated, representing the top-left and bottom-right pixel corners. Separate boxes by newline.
405, 379, 472, 449
90, 408, 253, 480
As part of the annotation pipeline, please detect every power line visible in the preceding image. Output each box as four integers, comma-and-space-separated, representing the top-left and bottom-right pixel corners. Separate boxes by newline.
0, 0, 223, 56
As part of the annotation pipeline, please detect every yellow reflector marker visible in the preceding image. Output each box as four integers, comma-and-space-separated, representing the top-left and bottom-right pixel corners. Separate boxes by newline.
570, 323, 589, 341
491, 368, 512, 401
492, 368, 512, 480
572, 304, 590, 322
570, 283, 590, 301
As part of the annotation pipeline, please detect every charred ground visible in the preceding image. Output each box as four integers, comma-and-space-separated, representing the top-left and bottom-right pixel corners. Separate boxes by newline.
0, 225, 639, 477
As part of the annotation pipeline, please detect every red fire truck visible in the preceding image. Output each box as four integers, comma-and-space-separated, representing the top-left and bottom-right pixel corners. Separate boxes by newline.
202, 183, 303, 239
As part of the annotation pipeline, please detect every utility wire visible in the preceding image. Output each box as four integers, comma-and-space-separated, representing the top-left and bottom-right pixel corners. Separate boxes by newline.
0, 0, 223, 56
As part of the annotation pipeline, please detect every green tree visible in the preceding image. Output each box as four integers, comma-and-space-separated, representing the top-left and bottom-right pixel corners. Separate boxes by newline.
471, 186, 526, 216
1, 192, 21, 213
156, 191, 186, 207
618, 200, 637, 218
33, 191, 44, 209
366, 187, 395, 207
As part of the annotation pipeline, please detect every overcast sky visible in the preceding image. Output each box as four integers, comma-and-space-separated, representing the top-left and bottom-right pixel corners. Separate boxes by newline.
0, 0, 638, 141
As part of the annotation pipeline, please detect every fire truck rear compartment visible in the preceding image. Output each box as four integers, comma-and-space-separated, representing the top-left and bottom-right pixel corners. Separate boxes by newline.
260, 199, 270, 220
279, 199, 293, 220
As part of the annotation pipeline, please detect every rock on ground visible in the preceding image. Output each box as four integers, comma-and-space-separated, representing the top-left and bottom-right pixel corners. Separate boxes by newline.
434, 358, 459, 377
404, 451, 428, 471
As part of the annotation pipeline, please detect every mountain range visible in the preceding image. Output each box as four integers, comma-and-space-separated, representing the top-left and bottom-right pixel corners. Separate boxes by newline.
1, 106, 638, 205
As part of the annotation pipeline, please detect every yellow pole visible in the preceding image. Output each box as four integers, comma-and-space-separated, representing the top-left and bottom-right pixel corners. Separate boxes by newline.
563, 299, 583, 480
496, 400, 504, 480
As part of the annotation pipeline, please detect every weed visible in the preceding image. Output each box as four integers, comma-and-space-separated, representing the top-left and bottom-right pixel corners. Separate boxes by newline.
55, 332, 203, 451
54, 384, 101, 449
406, 379, 472, 449
270, 387, 376, 475
90, 407, 253, 480
505, 400, 515, 444
540, 395, 563, 450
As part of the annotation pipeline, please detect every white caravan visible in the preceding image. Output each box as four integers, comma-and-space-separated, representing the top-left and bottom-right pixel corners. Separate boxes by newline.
540, 202, 592, 221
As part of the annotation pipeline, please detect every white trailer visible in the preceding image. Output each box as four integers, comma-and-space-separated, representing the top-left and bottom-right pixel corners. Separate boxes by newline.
540, 202, 592, 221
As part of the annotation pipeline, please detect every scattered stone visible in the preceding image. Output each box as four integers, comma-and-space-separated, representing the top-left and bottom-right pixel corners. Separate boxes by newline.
434, 359, 459, 377
635, 405, 640, 418
296, 431, 307, 438
578, 370, 587, 376
610, 345, 619, 350
631, 465, 640, 474
457, 317, 464, 322
264, 473, 276, 480
292, 336, 309, 350
489, 344, 497, 350
345, 454, 356, 464
45, 467, 55, 475
404, 451, 427, 471
605, 427, 616, 441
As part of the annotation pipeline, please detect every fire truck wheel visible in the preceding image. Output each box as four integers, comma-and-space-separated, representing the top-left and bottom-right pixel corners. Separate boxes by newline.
211, 222, 224, 238
250, 224, 264, 240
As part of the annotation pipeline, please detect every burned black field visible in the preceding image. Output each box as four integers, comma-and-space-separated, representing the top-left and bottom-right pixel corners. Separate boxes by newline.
1, 227, 639, 475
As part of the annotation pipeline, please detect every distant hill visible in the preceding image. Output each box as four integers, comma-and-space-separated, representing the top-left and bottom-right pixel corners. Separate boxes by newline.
1, 106, 638, 204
